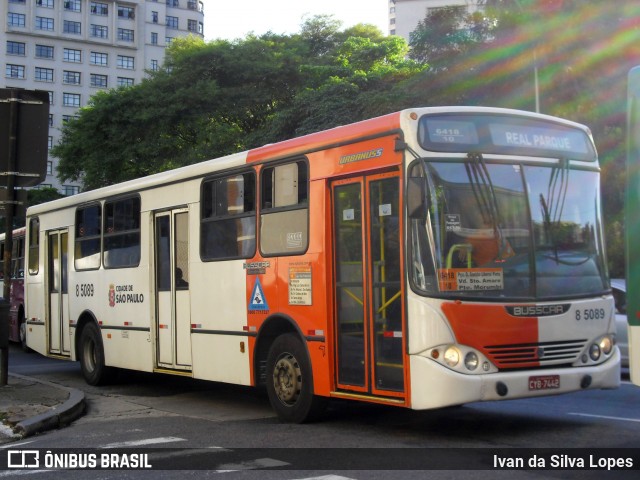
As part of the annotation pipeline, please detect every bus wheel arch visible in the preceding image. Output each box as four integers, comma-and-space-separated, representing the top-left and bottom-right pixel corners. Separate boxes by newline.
76, 312, 115, 386
256, 316, 327, 423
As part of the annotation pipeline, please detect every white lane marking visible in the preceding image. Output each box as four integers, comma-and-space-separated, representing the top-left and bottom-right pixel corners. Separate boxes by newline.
290, 476, 358, 480
215, 457, 290, 472
0, 470, 49, 477
0, 440, 35, 450
102, 436, 187, 448
569, 412, 640, 423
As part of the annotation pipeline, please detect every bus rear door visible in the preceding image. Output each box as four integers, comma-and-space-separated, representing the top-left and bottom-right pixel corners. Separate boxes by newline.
46, 229, 71, 356
154, 209, 192, 371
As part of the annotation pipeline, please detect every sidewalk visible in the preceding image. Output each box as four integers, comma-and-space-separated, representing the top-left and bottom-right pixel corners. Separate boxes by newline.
0, 373, 85, 442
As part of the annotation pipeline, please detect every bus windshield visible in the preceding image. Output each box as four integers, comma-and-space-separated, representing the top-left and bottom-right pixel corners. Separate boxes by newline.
409, 159, 608, 300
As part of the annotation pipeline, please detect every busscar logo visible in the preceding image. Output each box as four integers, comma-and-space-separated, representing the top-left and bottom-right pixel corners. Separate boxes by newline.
506, 304, 571, 317
8, 450, 40, 468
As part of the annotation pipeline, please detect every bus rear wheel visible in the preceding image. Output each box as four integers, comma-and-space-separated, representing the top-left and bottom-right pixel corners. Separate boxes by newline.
265, 333, 327, 423
79, 322, 115, 385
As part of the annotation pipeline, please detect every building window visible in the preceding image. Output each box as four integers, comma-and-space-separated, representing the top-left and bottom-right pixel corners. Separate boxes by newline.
117, 55, 135, 70
47, 160, 53, 175
35, 67, 54, 82
6, 64, 25, 79
166, 16, 178, 29
47, 136, 53, 150
103, 196, 141, 269
47, 91, 53, 104
63, 48, 81, 63
8, 13, 26, 27
90, 51, 108, 66
165, 37, 174, 45
151, 59, 158, 71
36, 0, 55, 7
63, 93, 81, 107
91, 24, 108, 38
63, 70, 81, 85
62, 114, 79, 123
118, 28, 134, 42
201, 172, 256, 260
35, 17, 55, 31
167, 0, 179, 7
65, 0, 81, 11
6, 41, 26, 56
63, 185, 80, 196
90, 2, 108, 15
90, 73, 108, 88
36, 44, 54, 59
151, 32, 158, 44
48, 114, 53, 127
64, 20, 81, 34
152, 11, 158, 23
117, 77, 134, 87
118, 6, 135, 19
188, 20, 198, 32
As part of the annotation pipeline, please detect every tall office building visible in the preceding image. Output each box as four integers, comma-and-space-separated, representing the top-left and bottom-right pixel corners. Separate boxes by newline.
389, 0, 478, 41
2, 0, 205, 194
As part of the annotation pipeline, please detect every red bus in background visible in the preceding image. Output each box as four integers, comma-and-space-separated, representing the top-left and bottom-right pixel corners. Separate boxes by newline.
0, 227, 27, 350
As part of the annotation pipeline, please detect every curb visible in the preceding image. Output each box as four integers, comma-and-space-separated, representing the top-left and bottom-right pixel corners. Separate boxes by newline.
8, 373, 86, 438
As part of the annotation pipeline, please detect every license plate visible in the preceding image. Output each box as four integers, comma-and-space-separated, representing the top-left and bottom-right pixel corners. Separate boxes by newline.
528, 375, 560, 390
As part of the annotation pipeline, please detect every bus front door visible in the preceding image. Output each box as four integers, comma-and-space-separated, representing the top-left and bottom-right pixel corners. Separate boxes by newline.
154, 209, 192, 371
332, 172, 406, 398
47, 229, 70, 357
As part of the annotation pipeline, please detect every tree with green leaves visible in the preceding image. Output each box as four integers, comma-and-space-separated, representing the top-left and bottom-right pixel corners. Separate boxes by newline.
53, 17, 425, 191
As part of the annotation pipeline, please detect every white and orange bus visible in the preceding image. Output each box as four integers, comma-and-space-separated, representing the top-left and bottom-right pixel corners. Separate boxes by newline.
25, 107, 620, 422
1, 227, 27, 350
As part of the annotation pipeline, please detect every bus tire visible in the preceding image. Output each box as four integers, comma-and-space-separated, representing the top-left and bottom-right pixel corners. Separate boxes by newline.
79, 322, 115, 386
265, 333, 327, 423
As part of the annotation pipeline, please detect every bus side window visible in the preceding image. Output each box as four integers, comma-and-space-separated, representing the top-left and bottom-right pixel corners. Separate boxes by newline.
75, 204, 101, 270
200, 171, 256, 261
260, 160, 309, 256
28, 218, 40, 275
103, 196, 141, 269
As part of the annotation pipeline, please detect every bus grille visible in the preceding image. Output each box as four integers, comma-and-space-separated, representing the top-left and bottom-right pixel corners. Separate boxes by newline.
484, 339, 588, 369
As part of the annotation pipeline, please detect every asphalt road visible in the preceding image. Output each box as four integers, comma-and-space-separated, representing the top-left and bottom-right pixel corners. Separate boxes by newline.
2, 345, 639, 479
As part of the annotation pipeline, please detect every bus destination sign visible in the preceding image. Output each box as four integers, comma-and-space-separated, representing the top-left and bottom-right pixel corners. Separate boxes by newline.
419, 114, 596, 161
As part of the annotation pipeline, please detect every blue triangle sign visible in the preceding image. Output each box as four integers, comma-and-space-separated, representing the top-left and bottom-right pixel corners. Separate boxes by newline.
249, 278, 269, 311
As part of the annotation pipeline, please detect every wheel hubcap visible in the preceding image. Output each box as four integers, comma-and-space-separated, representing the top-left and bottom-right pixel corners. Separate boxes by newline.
273, 353, 302, 406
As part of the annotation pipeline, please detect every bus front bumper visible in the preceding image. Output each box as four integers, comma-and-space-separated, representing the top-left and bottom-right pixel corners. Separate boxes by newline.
409, 349, 621, 410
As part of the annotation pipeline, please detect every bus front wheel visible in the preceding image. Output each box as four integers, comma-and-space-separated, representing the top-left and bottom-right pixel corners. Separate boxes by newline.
265, 333, 327, 423
79, 322, 115, 385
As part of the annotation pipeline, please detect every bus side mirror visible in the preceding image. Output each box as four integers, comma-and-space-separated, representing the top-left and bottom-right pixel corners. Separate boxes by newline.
407, 177, 428, 219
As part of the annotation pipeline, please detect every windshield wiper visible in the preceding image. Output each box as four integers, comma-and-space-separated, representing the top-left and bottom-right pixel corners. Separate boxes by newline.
465, 152, 510, 261
539, 158, 569, 262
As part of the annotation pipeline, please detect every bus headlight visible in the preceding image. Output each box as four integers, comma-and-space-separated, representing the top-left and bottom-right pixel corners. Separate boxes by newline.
598, 336, 613, 355
444, 347, 460, 367
589, 343, 601, 361
464, 351, 479, 371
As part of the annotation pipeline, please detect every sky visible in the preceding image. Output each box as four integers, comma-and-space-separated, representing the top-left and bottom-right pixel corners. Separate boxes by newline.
203, 1, 389, 41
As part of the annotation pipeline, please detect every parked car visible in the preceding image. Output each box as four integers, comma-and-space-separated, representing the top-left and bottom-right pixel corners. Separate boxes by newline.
611, 279, 628, 368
